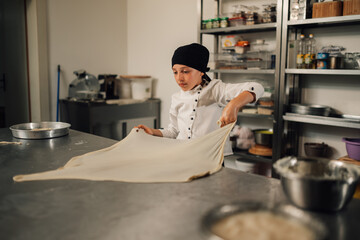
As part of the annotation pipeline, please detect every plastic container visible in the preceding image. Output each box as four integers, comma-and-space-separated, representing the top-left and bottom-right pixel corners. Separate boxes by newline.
119, 75, 152, 100
342, 138, 360, 161
229, 17, 246, 26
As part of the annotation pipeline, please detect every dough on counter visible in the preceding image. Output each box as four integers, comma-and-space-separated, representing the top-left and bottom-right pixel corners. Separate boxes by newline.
13, 122, 234, 183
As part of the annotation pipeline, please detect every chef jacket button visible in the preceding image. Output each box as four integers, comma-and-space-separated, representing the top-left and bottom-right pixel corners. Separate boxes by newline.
188, 136, 190, 139
200, 88, 202, 90
193, 109, 195, 111
251, 87, 254, 90
198, 92, 200, 94
195, 99, 198, 102
188, 128, 190, 130
191, 117, 193, 120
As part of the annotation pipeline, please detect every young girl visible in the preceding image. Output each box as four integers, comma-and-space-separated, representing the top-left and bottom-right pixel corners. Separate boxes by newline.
137, 43, 264, 155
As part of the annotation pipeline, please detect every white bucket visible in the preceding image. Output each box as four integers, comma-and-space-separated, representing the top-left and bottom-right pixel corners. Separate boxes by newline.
119, 75, 152, 100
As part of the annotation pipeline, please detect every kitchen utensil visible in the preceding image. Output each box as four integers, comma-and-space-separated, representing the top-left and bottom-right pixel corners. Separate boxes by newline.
10, 122, 71, 139
273, 156, 360, 211
342, 138, 360, 161
68, 70, 100, 99
253, 129, 273, 147
291, 103, 331, 116
201, 201, 327, 240
304, 142, 328, 157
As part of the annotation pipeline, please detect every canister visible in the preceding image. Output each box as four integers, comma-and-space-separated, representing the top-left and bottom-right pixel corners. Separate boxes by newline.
316, 53, 329, 69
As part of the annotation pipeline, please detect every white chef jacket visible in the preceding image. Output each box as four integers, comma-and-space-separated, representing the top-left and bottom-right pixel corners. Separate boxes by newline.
160, 79, 264, 156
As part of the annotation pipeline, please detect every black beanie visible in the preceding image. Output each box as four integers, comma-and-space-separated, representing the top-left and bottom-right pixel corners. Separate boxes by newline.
171, 43, 210, 73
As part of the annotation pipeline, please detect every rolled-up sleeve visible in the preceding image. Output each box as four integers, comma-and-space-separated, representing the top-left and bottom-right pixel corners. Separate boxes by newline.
211, 80, 264, 107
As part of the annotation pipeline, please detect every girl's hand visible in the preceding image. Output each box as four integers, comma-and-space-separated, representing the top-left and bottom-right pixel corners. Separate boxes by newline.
220, 91, 255, 127
135, 125, 163, 137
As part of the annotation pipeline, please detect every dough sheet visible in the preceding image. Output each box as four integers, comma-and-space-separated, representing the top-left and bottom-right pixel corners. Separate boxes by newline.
13, 122, 235, 183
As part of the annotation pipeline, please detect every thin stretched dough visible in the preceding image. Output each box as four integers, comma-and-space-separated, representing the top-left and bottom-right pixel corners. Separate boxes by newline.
13, 122, 234, 183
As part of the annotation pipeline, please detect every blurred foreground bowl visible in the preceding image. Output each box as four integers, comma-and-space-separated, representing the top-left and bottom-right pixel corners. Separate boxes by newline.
273, 156, 360, 212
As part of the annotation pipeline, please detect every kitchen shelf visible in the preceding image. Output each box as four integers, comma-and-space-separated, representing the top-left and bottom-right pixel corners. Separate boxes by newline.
200, 23, 276, 35
285, 69, 360, 75
233, 150, 273, 163
287, 15, 360, 28
210, 69, 275, 74
283, 113, 360, 129
238, 112, 273, 120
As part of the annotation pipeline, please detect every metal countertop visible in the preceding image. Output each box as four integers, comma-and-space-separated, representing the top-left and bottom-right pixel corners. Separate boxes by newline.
0, 128, 359, 240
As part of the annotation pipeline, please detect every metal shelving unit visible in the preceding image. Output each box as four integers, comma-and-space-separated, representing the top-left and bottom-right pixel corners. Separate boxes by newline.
198, 0, 283, 165
278, 0, 360, 157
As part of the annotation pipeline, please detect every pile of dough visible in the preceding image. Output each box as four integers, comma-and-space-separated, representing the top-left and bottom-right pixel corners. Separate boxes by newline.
13, 122, 234, 183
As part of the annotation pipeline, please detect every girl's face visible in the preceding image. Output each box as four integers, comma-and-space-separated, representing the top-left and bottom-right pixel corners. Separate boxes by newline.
172, 64, 204, 91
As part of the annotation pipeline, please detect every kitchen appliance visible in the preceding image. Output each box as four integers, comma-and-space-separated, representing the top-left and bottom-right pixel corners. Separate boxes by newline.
274, 156, 360, 212
68, 70, 100, 100
10, 122, 71, 139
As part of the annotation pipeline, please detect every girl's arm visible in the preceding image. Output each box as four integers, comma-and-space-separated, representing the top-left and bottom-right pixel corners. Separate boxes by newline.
136, 125, 163, 137
219, 91, 255, 127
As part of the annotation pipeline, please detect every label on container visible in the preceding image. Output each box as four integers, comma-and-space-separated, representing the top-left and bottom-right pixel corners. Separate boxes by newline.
296, 54, 304, 64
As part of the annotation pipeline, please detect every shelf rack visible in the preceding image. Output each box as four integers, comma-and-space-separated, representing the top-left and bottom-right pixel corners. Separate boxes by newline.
198, 0, 283, 165
278, 0, 360, 158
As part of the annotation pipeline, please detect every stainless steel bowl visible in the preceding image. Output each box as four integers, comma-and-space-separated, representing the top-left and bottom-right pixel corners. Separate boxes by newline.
201, 201, 326, 240
10, 122, 71, 139
253, 129, 273, 147
273, 156, 360, 212
291, 104, 331, 116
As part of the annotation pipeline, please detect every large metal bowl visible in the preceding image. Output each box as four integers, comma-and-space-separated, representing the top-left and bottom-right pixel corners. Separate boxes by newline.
10, 122, 71, 139
201, 201, 326, 240
273, 156, 360, 212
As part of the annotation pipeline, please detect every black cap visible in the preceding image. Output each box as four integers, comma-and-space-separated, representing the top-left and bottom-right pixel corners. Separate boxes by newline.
171, 43, 210, 73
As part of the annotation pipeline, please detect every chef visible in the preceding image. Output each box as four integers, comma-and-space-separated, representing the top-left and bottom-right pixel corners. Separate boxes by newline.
137, 43, 264, 155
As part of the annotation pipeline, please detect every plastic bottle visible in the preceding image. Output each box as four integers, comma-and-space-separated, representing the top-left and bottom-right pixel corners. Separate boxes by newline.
296, 34, 306, 69
304, 34, 316, 69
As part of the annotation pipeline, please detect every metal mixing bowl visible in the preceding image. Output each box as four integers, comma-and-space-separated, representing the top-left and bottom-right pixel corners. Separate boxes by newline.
273, 156, 360, 212
201, 201, 327, 240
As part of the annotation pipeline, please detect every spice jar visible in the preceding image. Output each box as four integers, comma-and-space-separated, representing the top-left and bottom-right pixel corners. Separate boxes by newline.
212, 18, 220, 28
220, 17, 229, 28
205, 19, 212, 29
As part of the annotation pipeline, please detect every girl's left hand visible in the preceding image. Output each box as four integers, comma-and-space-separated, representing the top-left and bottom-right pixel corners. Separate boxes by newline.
219, 91, 255, 127
219, 101, 239, 127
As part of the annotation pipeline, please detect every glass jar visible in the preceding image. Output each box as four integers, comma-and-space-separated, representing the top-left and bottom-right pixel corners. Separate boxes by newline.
205, 19, 212, 29
212, 18, 220, 28
220, 17, 229, 28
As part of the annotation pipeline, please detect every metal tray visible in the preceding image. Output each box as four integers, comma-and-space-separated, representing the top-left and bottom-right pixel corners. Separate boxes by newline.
201, 202, 327, 240
291, 103, 331, 116
10, 122, 71, 139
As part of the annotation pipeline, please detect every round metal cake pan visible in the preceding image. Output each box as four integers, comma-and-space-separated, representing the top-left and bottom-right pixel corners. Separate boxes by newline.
10, 122, 71, 139
201, 202, 327, 240
291, 104, 331, 116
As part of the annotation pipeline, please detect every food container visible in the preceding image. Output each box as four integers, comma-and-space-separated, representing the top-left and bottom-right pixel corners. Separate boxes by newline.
119, 75, 152, 100
202, 201, 327, 240
10, 122, 71, 139
304, 142, 328, 158
312, 1, 343, 18
220, 17, 229, 28
291, 103, 331, 116
228, 17, 246, 26
342, 138, 360, 161
330, 56, 344, 69
343, 0, 360, 15
253, 129, 273, 147
316, 53, 329, 69
273, 156, 360, 211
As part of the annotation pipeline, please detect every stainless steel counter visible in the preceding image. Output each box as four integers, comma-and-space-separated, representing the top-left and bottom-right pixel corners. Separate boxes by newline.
1, 128, 359, 240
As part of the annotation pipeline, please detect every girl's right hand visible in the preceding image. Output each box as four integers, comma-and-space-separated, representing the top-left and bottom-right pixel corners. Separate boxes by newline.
135, 125, 163, 137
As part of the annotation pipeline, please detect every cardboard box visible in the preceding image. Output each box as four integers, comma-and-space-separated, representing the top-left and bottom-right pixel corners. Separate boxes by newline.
312, 1, 343, 18
343, 0, 360, 15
